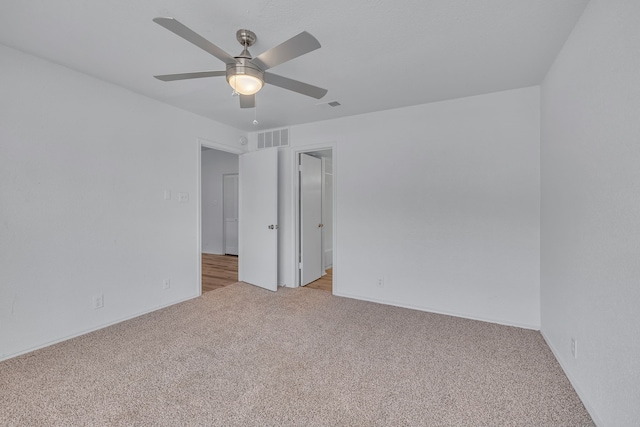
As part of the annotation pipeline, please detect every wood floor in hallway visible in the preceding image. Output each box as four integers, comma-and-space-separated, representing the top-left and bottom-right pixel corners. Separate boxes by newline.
202, 253, 332, 294
306, 268, 332, 292
202, 254, 238, 293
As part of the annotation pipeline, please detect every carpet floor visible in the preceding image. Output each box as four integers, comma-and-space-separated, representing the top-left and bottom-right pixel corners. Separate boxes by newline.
0, 283, 593, 426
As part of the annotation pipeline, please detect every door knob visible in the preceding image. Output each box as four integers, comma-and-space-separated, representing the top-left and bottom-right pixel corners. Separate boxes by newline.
268, 224, 279, 230
318, 223, 324, 228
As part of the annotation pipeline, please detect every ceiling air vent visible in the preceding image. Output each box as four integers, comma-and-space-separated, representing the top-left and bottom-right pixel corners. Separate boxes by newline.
316, 100, 341, 109
257, 128, 290, 150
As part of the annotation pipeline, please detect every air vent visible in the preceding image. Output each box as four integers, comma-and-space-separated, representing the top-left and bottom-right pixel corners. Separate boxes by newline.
316, 100, 342, 109
258, 128, 290, 149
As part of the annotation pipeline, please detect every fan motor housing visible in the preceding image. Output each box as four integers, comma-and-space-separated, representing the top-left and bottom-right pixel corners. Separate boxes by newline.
226, 57, 264, 82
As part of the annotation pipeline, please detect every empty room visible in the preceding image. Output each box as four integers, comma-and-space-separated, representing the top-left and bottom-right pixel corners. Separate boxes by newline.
1, 1, 638, 426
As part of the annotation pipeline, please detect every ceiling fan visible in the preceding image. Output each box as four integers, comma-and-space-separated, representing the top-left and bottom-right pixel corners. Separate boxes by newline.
153, 17, 328, 108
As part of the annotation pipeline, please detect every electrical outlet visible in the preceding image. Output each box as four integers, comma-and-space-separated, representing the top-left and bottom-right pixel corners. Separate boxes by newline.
377, 277, 384, 288
571, 337, 577, 359
163, 278, 171, 290
92, 294, 104, 310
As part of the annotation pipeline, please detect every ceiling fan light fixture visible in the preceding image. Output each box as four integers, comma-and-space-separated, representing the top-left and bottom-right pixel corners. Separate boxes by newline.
228, 74, 263, 95
226, 59, 264, 95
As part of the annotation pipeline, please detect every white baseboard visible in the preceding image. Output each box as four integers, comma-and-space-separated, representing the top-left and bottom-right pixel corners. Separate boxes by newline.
332, 290, 540, 330
0, 293, 200, 362
540, 330, 604, 427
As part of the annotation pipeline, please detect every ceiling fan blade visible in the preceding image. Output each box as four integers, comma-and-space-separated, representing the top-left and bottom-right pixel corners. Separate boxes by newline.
154, 71, 226, 82
153, 17, 237, 65
250, 31, 321, 71
264, 72, 327, 99
239, 94, 255, 108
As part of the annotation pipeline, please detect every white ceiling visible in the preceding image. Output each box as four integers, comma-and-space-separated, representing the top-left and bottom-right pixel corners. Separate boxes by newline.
0, 0, 589, 132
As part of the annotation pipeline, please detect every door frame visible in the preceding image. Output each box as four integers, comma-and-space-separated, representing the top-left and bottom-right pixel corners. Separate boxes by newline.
197, 138, 245, 296
291, 143, 337, 293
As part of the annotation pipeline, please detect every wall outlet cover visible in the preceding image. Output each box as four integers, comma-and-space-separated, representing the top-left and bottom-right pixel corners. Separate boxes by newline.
92, 294, 104, 309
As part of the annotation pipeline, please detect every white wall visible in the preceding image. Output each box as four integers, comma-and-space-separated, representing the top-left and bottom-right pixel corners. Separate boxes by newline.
283, 86, 541, 328
540, 1, 640, 425
0, 44, 245, 360
201, 149, 238, 254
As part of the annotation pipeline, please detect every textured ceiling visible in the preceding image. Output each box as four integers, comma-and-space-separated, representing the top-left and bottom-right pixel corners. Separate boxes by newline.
0, 0, 589, 132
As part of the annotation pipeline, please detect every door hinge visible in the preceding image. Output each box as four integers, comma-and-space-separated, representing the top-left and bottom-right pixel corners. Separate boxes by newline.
298, 262, 303, 269
298, 163, 303, 172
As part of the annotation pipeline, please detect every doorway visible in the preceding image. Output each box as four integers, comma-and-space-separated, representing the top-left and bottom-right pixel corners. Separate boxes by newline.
199, 140, 243, 294
296, 148, 334, 293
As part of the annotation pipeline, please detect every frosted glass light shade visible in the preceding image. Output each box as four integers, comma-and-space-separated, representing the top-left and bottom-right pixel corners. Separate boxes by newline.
228, 74, 263, 95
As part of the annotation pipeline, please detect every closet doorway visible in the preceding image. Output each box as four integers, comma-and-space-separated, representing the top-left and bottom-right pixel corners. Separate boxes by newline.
200, 143, 240, 293
296, 148, 334, 293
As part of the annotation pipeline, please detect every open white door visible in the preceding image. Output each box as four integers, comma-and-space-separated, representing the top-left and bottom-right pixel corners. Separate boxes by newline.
239, 148, 278, 291
300, 154, 323, 286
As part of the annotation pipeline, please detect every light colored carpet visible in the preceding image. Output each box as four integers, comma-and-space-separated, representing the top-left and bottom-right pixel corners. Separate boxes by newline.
1, 283, 593, 426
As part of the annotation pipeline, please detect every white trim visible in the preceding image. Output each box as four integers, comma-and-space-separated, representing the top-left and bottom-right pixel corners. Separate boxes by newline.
198, 137, 246, 154
0, 293, 198, 362
290, 142, 338, 295
334, 290, 540, 331
321, 157, 327, 271
540, 331, 604, 427
197, 141, 203, 297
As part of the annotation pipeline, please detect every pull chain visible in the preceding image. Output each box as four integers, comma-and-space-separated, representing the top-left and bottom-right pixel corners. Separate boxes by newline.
253, 97, 259, 126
